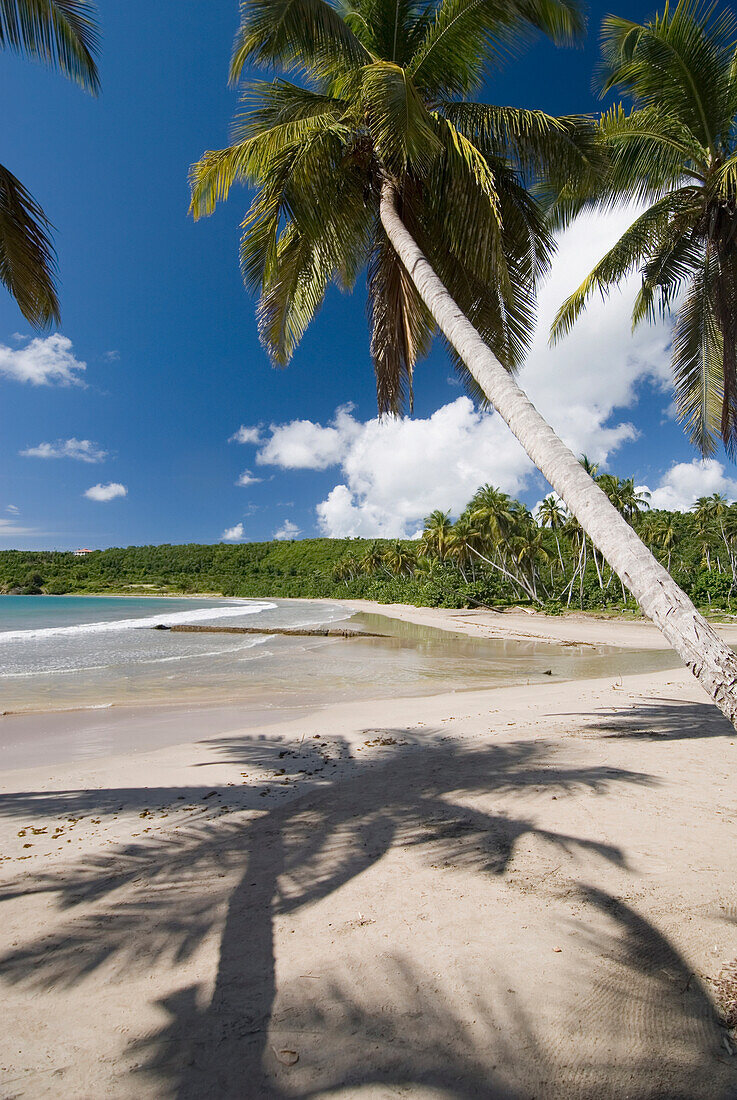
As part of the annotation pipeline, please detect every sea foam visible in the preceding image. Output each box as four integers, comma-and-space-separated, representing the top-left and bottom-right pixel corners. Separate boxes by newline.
0, 600, 276, 643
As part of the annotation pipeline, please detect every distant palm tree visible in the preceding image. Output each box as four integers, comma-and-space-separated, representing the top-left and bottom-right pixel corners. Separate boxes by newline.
359, 540, 386, 576
449, 513, 482, 581
469, 486, 516, 549
579, 454, 600, 478
552, 0, 737, 458
0, 1, 100, 326
652, 514, 680, 572
597, 475, 649, 524
537, 493, 567, 569
383, 541, 416, 577
420, 510, 453, 561
192, 0, 737, 724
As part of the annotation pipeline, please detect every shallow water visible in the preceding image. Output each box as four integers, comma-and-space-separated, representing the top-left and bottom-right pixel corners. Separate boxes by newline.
0, 595, 682, 767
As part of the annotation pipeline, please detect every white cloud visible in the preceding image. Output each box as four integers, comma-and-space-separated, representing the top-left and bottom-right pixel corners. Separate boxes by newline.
221, 522, 245, 541
257, 406, 361, 470
274, 519, 301, 540
0, 334, 86, 386
640, 460, 737, 512
6, 504, 19, 514
515, 204, 672, 466
84, 482, 127, 502
21, 438, 107, 463
230, 425, 262, 445
104, 350, 120, 362
258, 398, 531, 537
236, 469, 261, 487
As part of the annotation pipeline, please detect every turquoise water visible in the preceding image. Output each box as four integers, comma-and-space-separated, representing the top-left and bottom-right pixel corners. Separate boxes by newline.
0, 594, 276, 637
0, 595, 349, 712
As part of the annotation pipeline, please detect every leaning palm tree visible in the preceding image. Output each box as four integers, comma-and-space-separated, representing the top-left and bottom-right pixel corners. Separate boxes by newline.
191, 0, 737, 724
552, 0, 737, 458
0, 0, 100, 326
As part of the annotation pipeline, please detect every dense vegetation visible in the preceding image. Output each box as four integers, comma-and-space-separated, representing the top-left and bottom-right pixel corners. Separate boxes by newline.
4, 472, 737, 613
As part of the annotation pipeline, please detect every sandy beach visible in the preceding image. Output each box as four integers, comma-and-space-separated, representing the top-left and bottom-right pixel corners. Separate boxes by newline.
2, 602, 737, 1098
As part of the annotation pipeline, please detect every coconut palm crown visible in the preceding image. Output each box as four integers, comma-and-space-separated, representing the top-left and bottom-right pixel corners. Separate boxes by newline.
551, 0, 737, 456
1, 0, 100, 327
190, 0, 600, 414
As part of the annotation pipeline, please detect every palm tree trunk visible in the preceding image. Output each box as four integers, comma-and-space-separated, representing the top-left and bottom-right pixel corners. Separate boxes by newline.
380, 182, 737, 727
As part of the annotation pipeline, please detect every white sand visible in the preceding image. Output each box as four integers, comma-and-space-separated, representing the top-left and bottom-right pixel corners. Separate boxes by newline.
1, 604, 737, 1098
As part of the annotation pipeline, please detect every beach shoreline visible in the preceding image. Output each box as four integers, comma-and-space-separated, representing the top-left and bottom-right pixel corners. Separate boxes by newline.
1, 603, 737, 1096
306, 595, 737, 650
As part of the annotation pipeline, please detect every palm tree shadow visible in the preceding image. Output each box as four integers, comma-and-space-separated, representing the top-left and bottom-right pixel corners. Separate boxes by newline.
575, 698, 736, 741
0, 728, 729, 1096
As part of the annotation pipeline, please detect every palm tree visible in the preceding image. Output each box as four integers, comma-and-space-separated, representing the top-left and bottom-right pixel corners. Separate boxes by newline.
420, 509, 453, 561
359, 540, 386, 576
596, 474, 649, 524
468, 486, 516, 550
692, 496, 719, 570
552, 0, 737, 459
537, 493, 567, 570
652, 513, 680, 572
0, 1, 100, 326
448, 512, 482, 581
383, 540, 416, 577
191, 0, 737, 725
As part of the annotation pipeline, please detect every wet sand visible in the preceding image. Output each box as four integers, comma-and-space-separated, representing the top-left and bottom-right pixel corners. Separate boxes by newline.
1, 606, 737, 1097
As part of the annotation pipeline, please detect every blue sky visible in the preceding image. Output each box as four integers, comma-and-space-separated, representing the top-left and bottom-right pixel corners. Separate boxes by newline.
1, 0, 735, 550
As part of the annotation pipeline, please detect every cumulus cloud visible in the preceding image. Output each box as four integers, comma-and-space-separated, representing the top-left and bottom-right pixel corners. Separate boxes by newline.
84, 482, 127, 502
640, 460, 737, 512
257, 398, 530, 537
230, 425, 262, 445
274, 519, 301, 540
21, 438, 107, 463
257, 406, 361, 470
0, 334, 86, 386
236, 469, 261, 487
515, 204, 672, 465
221, 522, 245, 541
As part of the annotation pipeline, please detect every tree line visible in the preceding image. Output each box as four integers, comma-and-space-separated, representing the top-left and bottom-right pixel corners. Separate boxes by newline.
3, 471, 737, 613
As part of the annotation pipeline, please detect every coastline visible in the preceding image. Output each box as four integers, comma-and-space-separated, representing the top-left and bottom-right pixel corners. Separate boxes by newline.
1, 605, 737, 1095
305, 595, 737, 651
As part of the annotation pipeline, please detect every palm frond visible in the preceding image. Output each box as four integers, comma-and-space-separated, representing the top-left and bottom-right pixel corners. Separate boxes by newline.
189, 114, 348, 218
632, 220, 704, 326
229, 0, 370, 84
0, 163, 60, 328
368, 219, 434, 414
257, 222, 331, 364
440, 102, 603, 189
600, 105, 708, 198
713, 250, 737, 454
342, 0, 428, 66
0, 0, 99, 91
409, 0, 583, 99
600, 1, 737, 154
361, 61, 442, 175
550, 189, 700, 342
230, 79, 346, 141
672, 242, 723, 455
